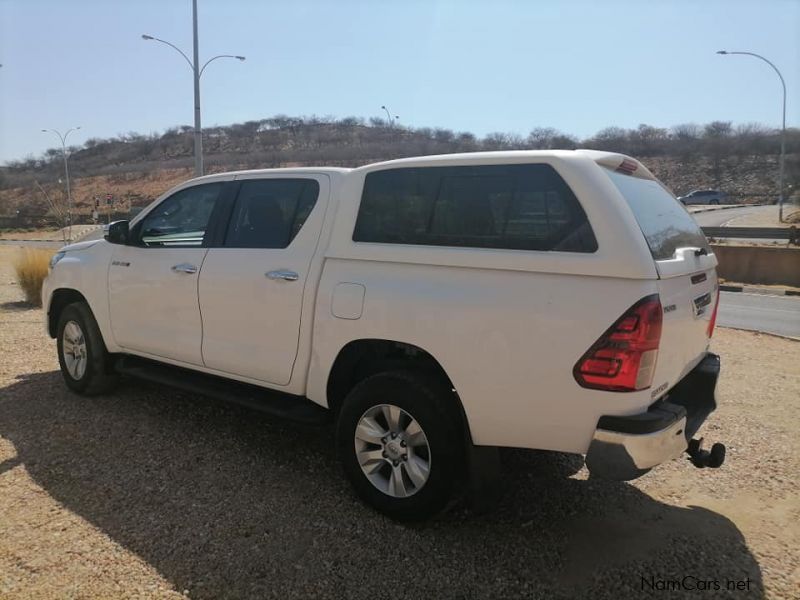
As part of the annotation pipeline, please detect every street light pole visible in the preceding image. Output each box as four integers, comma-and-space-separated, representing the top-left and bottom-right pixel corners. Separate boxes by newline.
192, 0, 202, 177
381, 105, 399, 128
41, 127, 81, 241
717, 50, 788, 221
142, 1, 245, 178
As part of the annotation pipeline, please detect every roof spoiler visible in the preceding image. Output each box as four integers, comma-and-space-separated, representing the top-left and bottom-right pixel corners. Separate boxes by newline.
575, 149, 657, 180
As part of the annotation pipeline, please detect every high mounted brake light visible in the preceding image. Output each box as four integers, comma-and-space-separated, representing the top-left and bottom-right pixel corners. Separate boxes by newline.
574, 295, 663, 392
615, 159, 638, 175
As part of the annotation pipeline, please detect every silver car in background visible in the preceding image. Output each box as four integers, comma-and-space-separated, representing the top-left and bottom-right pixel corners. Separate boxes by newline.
678, 189, 729, 205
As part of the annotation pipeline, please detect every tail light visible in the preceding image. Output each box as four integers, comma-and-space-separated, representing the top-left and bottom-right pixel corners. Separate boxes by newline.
574, 295, 663, 392
707, 288, 720, 338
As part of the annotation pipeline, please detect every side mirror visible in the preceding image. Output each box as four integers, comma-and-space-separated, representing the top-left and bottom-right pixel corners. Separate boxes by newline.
105, 220, 130, 245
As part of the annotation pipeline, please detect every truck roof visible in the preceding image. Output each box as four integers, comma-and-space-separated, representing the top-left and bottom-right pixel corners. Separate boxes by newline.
187, 149, 654, 181
354, 149, 656, 180
355, 149, 580, 171
192, 166, 352, 179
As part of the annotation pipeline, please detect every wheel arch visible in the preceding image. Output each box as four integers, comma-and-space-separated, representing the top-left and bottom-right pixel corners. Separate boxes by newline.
48, 288, 89, 338
325, 338, 473, 443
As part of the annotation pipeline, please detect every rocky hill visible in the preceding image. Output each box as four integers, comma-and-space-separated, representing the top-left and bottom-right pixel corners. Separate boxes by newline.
1, 116, 797, 221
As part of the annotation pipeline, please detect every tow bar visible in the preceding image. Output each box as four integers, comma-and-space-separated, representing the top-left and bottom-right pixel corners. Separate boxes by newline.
687, 437, 726, 469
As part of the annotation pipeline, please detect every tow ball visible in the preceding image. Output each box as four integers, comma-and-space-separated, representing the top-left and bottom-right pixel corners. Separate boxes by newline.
687, 437, 726, 468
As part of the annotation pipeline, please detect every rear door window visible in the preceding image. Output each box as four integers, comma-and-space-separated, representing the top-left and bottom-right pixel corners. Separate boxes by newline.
604, 170, 709, 260
224, 179, 319, 248
353, 164, 597, 252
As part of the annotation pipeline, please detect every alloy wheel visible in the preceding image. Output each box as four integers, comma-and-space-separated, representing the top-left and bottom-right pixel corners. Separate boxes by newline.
354, 403, 431, 498
62, 320, 87, 380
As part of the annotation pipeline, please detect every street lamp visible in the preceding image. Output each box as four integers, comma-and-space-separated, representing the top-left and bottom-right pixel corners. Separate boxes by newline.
717, 50, 788, 221
142, 0, 245, 177
381, 105, 399, 128
41, 126, 81, 241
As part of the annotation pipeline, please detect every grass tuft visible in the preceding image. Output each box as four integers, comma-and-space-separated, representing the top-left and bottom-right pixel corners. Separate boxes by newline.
13, 249, 53, 307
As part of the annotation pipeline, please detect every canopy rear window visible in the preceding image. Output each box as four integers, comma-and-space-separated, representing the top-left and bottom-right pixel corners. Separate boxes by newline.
354, 163, 597, 253
604, 169, 710, 261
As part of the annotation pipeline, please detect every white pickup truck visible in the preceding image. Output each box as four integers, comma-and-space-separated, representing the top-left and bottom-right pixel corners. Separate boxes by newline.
43, 150, 725, 520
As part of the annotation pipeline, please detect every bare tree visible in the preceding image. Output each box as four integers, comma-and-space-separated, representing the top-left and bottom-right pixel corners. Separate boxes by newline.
482, 132, 511, 150
527, 127, 577, 149
671, 123, 701, 159
34, 180, 69, 243
629, 124, 669, 156
734, 123, 772, 155
672, 123, 702, 140
704, 121, 733, 187
585, 127, 629, 152
527, 127, 559, 149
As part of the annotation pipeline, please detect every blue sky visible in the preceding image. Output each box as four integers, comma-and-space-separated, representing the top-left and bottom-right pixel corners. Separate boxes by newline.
1, 0, 798, 164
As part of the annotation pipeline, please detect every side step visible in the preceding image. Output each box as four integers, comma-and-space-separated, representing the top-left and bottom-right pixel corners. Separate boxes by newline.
115, 355, 330, 425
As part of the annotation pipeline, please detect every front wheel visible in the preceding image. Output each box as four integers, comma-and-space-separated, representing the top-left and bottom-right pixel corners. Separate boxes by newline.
56, 302, 118, 395
336, 370, 463, 521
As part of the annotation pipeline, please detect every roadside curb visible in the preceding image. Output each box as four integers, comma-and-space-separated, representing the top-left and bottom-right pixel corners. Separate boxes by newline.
72, 225, 103, 242
689, 205, 752, 214
719, 325, 800, 342
720, 284, 800, 297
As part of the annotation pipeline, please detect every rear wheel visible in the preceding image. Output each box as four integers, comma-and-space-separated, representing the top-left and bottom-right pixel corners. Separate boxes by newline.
336, 370, 463, 520
57, 302, 118, 395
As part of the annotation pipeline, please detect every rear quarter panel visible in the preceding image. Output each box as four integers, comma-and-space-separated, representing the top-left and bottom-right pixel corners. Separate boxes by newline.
309, 260, 659, 452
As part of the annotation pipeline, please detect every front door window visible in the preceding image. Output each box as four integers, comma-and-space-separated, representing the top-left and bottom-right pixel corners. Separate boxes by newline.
139, 183, 224, 247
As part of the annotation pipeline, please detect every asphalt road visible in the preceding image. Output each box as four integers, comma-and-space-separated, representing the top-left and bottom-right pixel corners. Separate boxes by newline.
717, 291, 800, 338
690, 204, 783, 244
689, 204, 774, 227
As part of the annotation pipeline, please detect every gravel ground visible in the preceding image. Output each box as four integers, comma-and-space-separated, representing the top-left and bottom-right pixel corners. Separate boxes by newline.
0, 245, 798, 599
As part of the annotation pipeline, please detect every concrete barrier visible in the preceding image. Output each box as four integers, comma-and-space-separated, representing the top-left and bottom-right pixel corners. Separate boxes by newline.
711, 244, 800, 287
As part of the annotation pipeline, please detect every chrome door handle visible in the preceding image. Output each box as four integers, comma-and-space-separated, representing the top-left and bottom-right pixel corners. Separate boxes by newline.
171, 263, 198, 274
266, 269, 299, 281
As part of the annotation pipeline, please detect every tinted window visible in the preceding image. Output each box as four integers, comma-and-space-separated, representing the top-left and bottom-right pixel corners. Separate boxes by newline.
139, 183, 223, 247
224, 179, 319, 248
605, 170, 709, 260
353, 164, 596, 252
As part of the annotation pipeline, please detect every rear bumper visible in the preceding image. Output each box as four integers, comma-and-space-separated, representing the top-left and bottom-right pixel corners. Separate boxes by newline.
585, 353, 720, 481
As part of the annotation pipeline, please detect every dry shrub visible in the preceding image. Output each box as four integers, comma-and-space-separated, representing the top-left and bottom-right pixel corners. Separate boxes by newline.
13, 249, 53, 306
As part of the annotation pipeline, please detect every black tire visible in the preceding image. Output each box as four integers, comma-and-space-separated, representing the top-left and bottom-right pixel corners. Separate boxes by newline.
56, 302, 118, 395
336, 370, 463, 521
